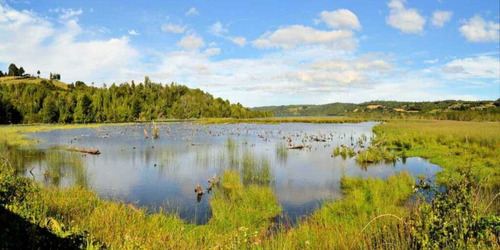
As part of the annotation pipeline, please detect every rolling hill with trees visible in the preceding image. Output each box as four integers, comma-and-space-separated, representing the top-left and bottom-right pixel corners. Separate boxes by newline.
253, 99, 500, 121
0, 64, 271, 124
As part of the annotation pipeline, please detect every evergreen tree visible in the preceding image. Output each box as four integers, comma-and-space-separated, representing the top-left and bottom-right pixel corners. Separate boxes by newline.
18, 67, 25, 76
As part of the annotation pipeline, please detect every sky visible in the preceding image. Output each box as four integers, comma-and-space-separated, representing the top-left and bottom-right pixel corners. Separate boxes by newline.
0, 0, 499, 107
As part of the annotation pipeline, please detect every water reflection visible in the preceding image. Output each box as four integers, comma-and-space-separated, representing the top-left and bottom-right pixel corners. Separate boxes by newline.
24, 122, 441, 224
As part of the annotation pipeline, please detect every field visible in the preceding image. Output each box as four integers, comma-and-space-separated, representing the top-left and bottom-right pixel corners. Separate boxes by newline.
1, 119, 499, 248
0, 76, 68, 89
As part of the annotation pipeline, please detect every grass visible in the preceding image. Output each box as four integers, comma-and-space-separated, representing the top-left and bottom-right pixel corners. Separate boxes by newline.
365, 120, 500, 189
265, 172, 416, 249
197, 117, 370, 124
0, 76, 68, 89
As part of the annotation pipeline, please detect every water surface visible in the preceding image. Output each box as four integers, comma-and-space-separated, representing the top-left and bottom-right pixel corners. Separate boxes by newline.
25, 122, 441, 224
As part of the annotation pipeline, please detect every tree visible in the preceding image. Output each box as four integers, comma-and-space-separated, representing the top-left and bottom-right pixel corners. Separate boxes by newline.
0, 71, 3, 77
74, 94, 92, 123
8, 63, 18, 76
37, 70, 40, 77
42, 96, 59, 123
18, 67, 25, 76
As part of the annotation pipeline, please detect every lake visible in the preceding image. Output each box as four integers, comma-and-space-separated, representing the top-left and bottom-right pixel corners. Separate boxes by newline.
23, 122, 441, 224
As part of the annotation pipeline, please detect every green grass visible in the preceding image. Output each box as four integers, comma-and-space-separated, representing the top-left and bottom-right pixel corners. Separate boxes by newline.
0, 123, 123, 147
366, 120, 500, 189
0, 76, 68, 89
197, 117, 370, 124
266, 172, 415, 249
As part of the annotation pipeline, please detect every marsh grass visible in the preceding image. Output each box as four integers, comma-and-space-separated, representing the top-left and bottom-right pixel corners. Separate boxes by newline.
198, 117, 370, 125
367, 120, 500, 189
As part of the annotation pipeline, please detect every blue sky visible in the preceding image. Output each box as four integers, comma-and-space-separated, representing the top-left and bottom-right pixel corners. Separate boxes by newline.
0, 0, 498, 106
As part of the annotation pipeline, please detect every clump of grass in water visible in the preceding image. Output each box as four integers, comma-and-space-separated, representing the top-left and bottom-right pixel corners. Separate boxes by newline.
275, 142, 288, 163
241, 151, 272, 186
332, 146, 356, 159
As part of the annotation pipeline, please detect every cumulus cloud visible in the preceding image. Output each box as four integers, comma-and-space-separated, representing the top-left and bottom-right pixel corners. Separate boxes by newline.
177, 33, 205, 51
441, 56, 500, 80
386, 0, 426, 34
459, 15, 499, 42
128, 29, 139, 36
319, 9, 361, 30
185, 7, 199, 16
230, 36, 246, 47
0, 4, 138, 84
432, 10, 452, 28
253, 25, 355, 50
162, 24, 185, 33
204, 47, 221, 56
208, 21, 227, 36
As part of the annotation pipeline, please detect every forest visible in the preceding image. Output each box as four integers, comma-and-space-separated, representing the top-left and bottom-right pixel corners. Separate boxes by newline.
0, 65, 272, 124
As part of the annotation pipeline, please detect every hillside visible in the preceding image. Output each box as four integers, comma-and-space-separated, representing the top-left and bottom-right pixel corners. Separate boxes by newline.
0, 76, 271, 124
0, 76, 68, 89
253, 100, 500, 121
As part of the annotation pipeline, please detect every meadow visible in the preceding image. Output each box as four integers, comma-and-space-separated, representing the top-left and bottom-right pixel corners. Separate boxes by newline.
1, 119, 499, 249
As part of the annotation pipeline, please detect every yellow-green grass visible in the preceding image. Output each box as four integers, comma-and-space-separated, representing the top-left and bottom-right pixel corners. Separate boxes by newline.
2, 162, 281, 249
367, 120, 500, 189
0, 76, 68, 89
265, 172, 415, 249
198, 117, 370, 124
0, 124, 108, 147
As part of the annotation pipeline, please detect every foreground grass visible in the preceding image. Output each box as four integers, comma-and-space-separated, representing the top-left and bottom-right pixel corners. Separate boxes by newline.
266, 172, 415, 249
197, 117, 369, 124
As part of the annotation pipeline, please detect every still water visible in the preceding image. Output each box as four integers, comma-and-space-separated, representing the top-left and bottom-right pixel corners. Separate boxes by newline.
25, 122, 441, 224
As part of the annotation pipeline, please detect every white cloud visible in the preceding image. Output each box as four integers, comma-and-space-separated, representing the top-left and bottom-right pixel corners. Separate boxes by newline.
459, 15, 499, 42
424, 58, 439, 64
310, 60, 350, 71
253, 25, 355, 50
0, 4, 138, 84
386, 0, 426, 34
319, 9, 361, 30
208, 22, 247, 47
177, 33, 205, 51
204, 47, 221, 56
230, 36, 246, 47
208, 21, 227, 36
60, 8, 82, 20
162, 24, 185, 33
432, 10, 452, 28
185, 7, 199, 16
441, 56, 500, 80
128, 29, 139, 36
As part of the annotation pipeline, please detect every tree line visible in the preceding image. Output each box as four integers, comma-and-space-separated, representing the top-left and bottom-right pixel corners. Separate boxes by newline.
0, 76, 272, 124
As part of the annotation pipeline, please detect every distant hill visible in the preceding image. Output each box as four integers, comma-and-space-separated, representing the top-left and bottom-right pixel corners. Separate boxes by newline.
253, 100, 500, 121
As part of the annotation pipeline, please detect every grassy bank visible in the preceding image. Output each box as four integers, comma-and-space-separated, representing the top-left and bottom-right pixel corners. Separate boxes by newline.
198, 117, 370, 124
0, 124, 108, 147
358, 120, 500, 189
